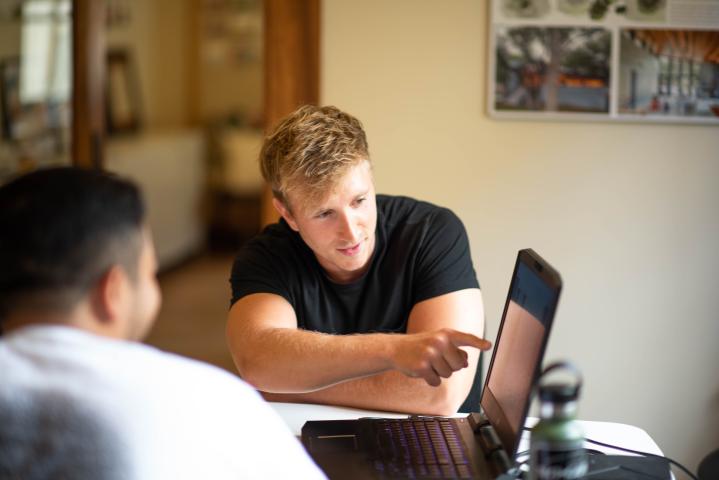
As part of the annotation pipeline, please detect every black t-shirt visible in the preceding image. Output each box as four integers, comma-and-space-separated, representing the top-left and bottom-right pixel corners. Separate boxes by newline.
230, 195, 479, 334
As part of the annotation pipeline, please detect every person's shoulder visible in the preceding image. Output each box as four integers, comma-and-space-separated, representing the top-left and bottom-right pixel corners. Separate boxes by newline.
377, 194, 434, 218
232, 219, 306, 275
34, 331, 254, 398
125, 342, 250, 389
0, 328, 257, 415
377, 194, 460, 227
237, 219, 297, 256
230, 217, 315, 297
103, 341, 273, 418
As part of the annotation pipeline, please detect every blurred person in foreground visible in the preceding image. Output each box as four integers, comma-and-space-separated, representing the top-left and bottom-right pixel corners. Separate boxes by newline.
0, 167, 325, 480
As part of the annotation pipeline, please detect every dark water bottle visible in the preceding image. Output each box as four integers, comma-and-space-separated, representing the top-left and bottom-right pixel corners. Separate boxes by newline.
529, 361, 588, 480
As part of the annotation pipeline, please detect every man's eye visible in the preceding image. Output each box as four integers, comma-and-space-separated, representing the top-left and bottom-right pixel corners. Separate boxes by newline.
317, 211, 332, 219
355, 197, 366, 205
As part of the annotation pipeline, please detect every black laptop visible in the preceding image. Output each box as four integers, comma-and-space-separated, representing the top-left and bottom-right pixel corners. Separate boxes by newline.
301, 248, 562, 479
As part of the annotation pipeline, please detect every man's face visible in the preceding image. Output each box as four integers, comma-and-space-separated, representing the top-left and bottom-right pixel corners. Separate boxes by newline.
125, 230, 162, 341
279, 160, 377, 284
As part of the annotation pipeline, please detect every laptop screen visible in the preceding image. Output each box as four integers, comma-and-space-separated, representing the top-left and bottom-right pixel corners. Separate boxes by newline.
480, 249, 561, 458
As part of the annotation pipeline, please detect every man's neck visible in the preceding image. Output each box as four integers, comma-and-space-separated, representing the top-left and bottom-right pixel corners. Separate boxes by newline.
2, 304, 123, 340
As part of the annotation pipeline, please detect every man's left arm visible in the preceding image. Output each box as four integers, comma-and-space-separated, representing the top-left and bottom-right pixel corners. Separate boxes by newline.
261, 288, 485, 415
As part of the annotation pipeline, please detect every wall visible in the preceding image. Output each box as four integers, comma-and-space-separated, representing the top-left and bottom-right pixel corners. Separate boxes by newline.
199, 60, 262, 123
105, 0, 262, 128
0, 19, 20, 58
323, 0, 719, 472
105, 1, 204, 265
106, 0, 191, 129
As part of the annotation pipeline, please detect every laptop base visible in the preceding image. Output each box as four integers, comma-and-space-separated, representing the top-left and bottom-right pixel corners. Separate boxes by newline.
302, 417, 504, 479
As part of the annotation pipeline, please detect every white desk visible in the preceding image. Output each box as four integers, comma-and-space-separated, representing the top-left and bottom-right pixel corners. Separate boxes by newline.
270, 402, 665, 458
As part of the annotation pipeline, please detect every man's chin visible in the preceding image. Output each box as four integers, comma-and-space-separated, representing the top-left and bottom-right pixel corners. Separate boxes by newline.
337, 256, 371, 277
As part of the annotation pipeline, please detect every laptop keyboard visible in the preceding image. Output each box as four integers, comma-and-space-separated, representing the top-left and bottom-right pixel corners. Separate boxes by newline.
363, 418, 474, 479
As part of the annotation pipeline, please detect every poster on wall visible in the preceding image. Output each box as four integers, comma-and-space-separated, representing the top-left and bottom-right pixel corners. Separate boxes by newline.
488, 0, 719, 124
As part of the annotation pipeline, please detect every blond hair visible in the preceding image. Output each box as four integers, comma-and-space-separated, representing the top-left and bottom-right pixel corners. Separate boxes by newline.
260, 105, 370, 209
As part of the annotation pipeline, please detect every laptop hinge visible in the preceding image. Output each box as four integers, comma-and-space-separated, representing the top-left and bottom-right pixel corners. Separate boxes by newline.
467, 412, 490, 432
466, 413, 514, 474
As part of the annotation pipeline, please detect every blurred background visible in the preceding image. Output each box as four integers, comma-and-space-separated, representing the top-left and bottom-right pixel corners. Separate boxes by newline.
1, 0, 717, 475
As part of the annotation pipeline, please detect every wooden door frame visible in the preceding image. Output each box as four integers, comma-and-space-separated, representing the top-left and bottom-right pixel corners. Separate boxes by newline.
261, 0, 320, 226
72, 0, 105, 169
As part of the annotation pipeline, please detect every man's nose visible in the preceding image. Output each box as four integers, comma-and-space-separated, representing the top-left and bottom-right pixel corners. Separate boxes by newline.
337, 211, 360, 243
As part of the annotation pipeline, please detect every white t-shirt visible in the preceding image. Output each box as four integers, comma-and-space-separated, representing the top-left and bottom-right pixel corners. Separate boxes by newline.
0, 325, 326, 479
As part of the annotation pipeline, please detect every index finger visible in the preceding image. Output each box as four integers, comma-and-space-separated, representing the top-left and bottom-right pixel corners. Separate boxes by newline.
448, 331, 492, 350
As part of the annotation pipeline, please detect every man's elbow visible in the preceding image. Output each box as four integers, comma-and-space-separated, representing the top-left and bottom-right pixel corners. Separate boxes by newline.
226, 335, 264, 389
227, 320, 267, 387
239, 367, 268, 391
228, 346, 301, 393
230, 353, 273, 390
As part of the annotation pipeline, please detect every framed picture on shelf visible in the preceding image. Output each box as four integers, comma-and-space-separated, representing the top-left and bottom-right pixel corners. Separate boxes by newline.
105, 49, 142, 134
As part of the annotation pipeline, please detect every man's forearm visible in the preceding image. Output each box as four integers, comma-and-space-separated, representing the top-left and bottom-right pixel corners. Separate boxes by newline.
261, 358, 478, 416
228, 292, 489, 401
232, 325, 484, 400
233, 327, 399, 392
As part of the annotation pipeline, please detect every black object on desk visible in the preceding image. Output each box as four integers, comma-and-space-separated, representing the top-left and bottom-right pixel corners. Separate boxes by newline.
582, 455, 671, 479
698, 448, 719, 480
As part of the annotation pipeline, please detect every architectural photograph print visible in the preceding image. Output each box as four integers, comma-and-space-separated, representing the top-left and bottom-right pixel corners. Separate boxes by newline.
618, 29, 719, 123
493, 26, 611, 115
488, 0, 719, 124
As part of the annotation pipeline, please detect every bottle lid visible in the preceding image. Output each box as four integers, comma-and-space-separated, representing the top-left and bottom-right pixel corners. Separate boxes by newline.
536, 361, 583, 403
538, 382, 580, 403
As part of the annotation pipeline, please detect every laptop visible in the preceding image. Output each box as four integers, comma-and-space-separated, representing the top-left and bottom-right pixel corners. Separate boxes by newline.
301, 248, 562, 479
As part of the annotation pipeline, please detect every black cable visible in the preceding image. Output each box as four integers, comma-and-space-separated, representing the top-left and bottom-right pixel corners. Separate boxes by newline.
519, 426, 698, 480
515, 449, 530, 459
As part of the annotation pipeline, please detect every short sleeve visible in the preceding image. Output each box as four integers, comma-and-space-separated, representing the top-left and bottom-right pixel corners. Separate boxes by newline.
412, 208, 479, 304
229, 241, 293, 308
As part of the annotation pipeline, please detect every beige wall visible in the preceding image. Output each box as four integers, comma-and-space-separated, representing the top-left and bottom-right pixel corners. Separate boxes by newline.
106, 0, 262, 128
146, 0, 192, 127
0, 21, 20, 58
106, 0, 191, 129
323, 0, 719, 472
199, 60, 262, 123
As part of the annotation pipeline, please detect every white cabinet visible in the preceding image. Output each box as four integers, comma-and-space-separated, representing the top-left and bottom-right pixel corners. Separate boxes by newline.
106, 130, 206, 269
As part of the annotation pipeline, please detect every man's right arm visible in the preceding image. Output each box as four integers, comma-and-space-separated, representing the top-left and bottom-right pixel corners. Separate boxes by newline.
226, 292, 490, 395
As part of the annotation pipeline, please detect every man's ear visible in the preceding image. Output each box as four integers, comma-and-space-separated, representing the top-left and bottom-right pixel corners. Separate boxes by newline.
91, 265, 129, 325
272, 197, 299, 232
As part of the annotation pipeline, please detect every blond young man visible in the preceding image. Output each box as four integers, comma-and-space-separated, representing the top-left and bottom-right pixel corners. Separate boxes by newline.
0, 168, 325, 479
228, 105, 491, 416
